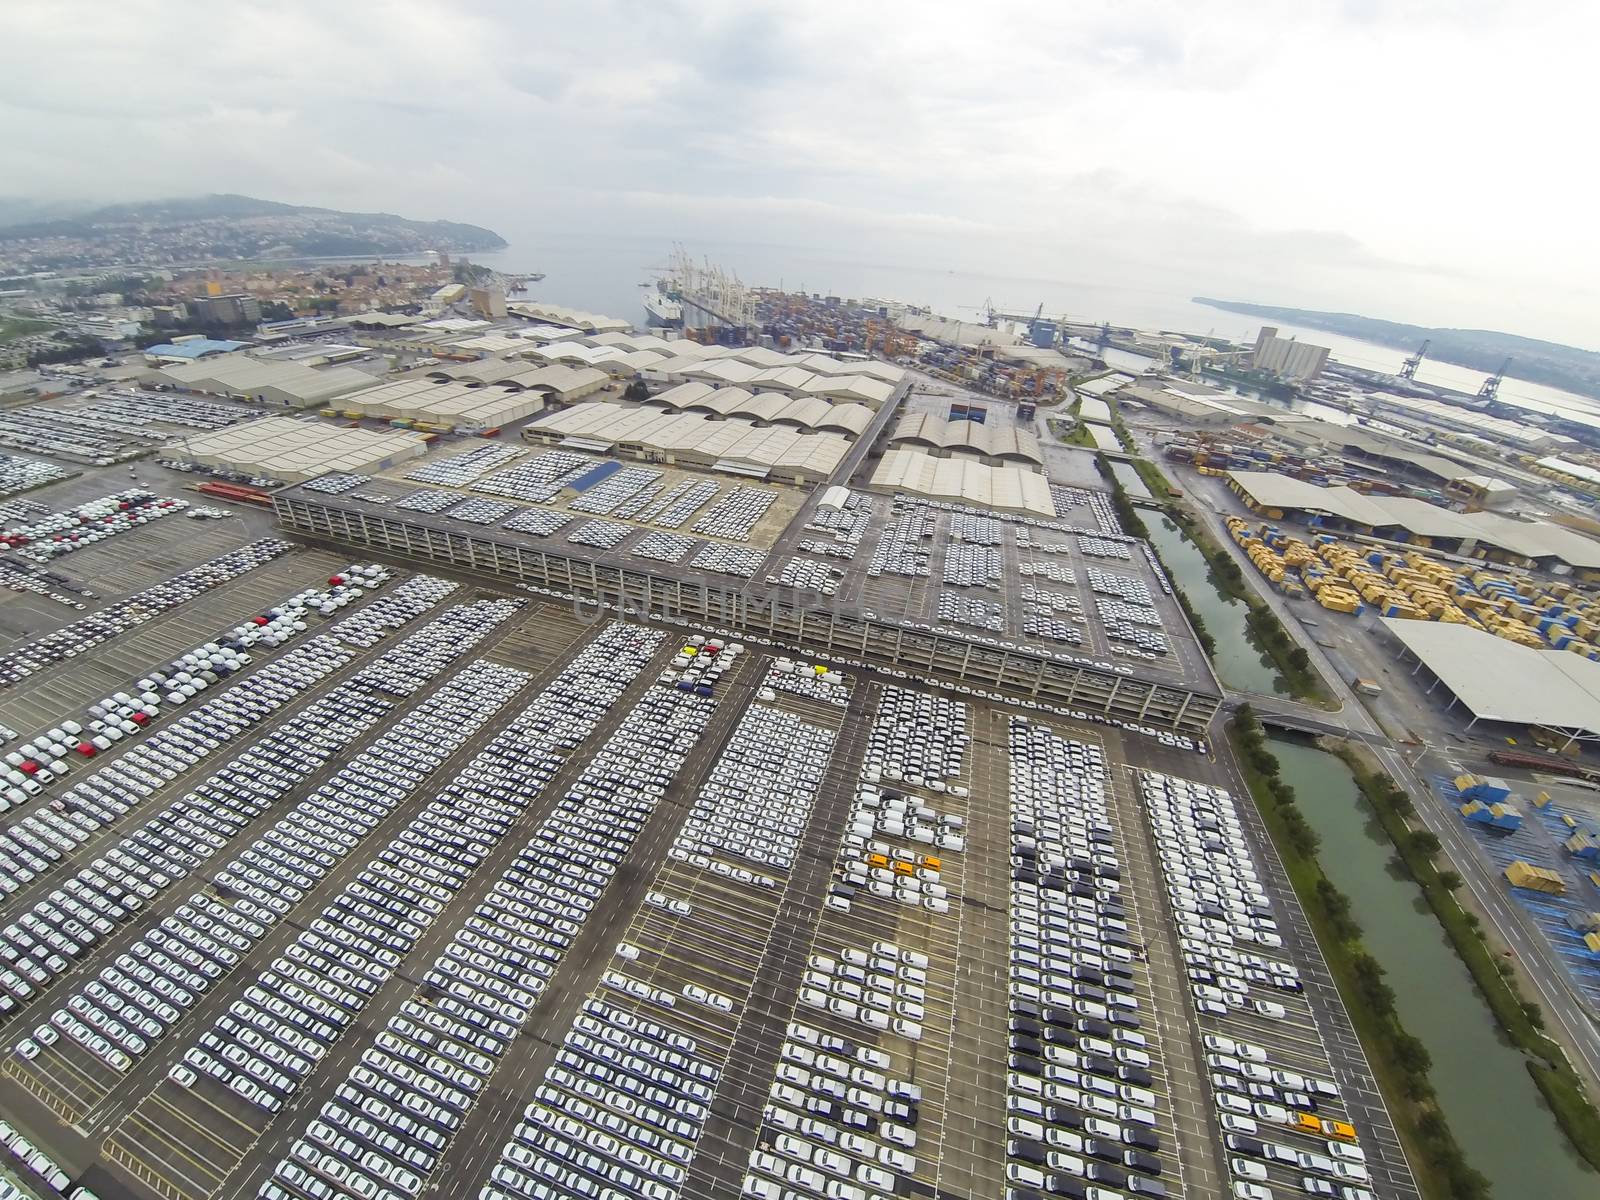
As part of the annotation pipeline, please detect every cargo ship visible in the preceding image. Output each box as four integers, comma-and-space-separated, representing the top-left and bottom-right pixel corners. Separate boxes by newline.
642, 279, 683, 328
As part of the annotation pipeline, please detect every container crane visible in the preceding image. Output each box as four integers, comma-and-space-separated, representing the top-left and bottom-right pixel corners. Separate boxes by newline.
1399, 339, 1429, 381
1477, 356, 1512, 402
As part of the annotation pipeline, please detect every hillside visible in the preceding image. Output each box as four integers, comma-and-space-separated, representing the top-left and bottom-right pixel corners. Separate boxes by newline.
0, 194, 506, 272
1194, 297, 1600, 401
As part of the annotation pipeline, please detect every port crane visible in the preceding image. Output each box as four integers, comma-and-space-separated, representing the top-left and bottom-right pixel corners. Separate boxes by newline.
1477, 356, 1512, 402
1399, 339, 1429, 381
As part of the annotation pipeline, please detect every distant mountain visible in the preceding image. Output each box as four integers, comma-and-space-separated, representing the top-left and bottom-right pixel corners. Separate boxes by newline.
0, 194, 506, 271
1194, 297, 1600, 401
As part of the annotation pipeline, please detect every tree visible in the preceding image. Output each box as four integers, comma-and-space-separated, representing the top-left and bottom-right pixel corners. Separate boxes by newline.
1409, 830, 1443, 858
623, 380, 649, 402
260, 300, 294, 322
1391, 1031, 1432, 1075
1437, 869, 1463, 890
1288, 646, 1311, 673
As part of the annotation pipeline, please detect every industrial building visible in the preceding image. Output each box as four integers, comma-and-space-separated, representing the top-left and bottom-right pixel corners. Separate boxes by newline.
331, 378, 546, 432
1227, 469, 1600, 574
889, 411, 1044, 465
154, 352, 376, 408
506, 301, 631, 333
647, 383, 875, 437
1252, 327, 1330, 381
869, 448, 1054, 516
522, 403, 850, 483
270, 485, 1221, 733
142, 338, 246, 365
1384, 618, 1600, 744
173, 415, 427, 481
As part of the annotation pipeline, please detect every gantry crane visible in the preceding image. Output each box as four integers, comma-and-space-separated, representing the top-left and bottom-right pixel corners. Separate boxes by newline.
1399, 339, 1430, 381
1477, 357, 1512, 402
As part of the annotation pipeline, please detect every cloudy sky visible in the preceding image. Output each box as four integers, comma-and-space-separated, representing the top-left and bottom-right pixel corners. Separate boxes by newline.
2, 0, 1593, 344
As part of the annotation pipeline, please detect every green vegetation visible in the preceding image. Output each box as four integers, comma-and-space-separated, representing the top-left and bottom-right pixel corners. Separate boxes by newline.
0, 316, 52, 343
1230, 711, 1488, 1200
1051, 418, 1097, 448
1334, 747, 1600, 1172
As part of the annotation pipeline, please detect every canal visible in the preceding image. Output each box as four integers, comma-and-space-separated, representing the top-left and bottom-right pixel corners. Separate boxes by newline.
1144, 513, 1290, 696
1270, 736, 1598, 1198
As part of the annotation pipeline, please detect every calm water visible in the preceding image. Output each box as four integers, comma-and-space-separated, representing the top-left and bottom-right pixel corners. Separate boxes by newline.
1143, 515, 1289, 696
1271, 737, 1598, 1199
464, 232, 1600, 426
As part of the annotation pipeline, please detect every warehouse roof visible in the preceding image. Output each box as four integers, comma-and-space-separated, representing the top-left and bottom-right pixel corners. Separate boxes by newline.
505, 301, 629, 333
891, 412, 1043, 464
1230, 470, 1600, 568
177, 416, 426, 483
160, 353, 374, 404
144, 338, 245, 360
650, 383, 873, 435
1383, 618, 1600, 735
870, 448, 1054, 516
336, 377, 545, 428
1078, 397, 1113, 424
527, 403, 849, 476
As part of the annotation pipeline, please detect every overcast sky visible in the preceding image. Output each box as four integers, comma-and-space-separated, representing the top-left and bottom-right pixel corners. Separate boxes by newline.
2, 0, 1593, 345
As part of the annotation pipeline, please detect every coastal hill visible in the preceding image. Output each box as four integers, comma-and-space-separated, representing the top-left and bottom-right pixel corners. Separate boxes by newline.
0, 194, 506, 271
1195, 297, 1600, 401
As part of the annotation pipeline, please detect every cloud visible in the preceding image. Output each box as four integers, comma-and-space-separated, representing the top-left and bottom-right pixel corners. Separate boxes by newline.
0, 0, 1594, 344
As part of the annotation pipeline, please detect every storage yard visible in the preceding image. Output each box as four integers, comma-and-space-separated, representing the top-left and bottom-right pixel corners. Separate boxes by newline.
0, 457, 1408, 1200
0, 306, 1440, 1200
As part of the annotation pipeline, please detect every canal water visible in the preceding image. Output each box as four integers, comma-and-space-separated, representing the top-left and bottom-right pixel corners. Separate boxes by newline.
1143, 514, 1290, 696
1270, 736, 1598, 1198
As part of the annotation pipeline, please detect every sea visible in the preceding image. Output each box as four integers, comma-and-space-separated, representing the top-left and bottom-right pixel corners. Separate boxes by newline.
458, 231, 1600, 431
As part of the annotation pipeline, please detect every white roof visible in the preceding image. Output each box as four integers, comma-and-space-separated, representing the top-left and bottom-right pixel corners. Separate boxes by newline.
870, 448, 1054, 516
1384, 618, 1600, 734
1229, 470, 1600, 568
529, 402, 849, 475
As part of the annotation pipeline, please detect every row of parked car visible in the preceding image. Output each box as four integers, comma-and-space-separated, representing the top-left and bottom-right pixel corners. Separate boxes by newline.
1005, 719, 1170, 1200
0, 538, 292, 685
212, 626, 660, 1149
0, 636, 371, 1019
1137, 773, 1374, 1200
0, 580, 476, 1023
7, 603, 518, 1070
0, 489, 186, 564
0, 565, 395, 815
259, 625, 723, 1200
16, 656, 528, 1091
672, 703, 835, 872
481, 999, 716, 1200
746, 999, 929, 1200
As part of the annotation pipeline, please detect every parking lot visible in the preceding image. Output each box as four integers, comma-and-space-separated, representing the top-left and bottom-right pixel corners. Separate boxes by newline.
788, 493, 1215, 691
0, 457, 1413, 1200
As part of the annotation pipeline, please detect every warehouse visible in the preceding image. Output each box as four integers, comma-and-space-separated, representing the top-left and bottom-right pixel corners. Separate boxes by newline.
505, 301, 630, 333
869, 447, 1055, 517
890, 411, 1043, 465
156, 353, 375, 408
523, 402, 848, 483
1383, 618, 1600, 743
173, 415, 426, 482
1228, 469, 1600, 575
423, 361, 609, 400
647, 384, 874, 436
332, 378, 544, 431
